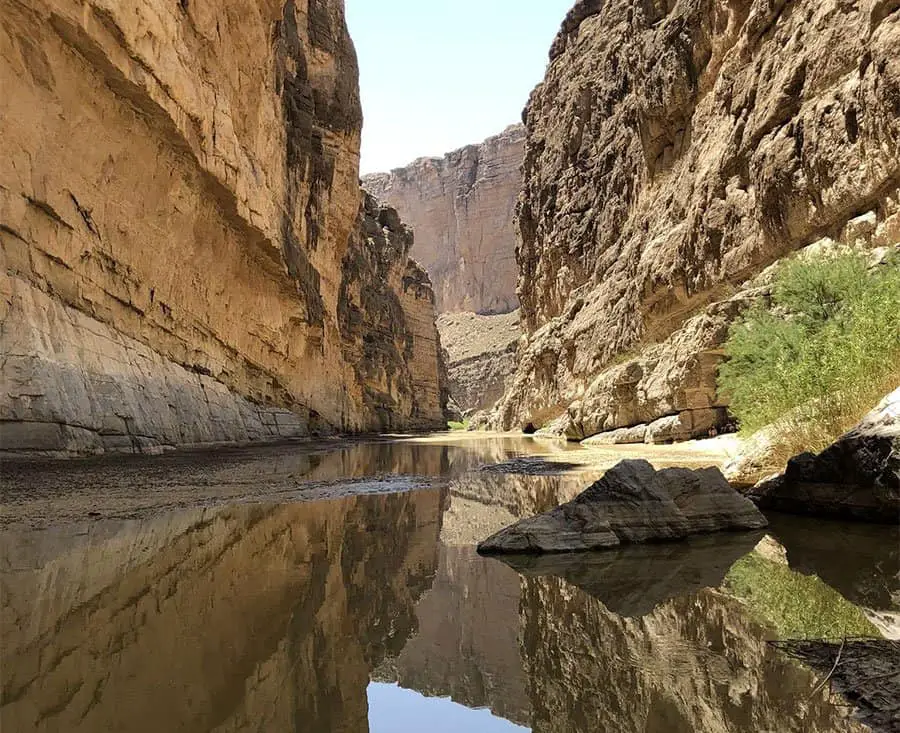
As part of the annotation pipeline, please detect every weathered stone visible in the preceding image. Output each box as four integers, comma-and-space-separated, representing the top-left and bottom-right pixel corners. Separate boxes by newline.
582, 424, 649, 446
748, 389, 900, 523
364, 125, 524, 314
0, 0, 447, 456
494, 0, 900, 434
437, 310, 521, 414
477, 459, 767, 554
644, 408, 729, 444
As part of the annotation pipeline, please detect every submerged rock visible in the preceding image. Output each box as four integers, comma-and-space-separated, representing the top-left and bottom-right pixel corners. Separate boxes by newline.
477, 459, 767, 554
748, 389, 900, 523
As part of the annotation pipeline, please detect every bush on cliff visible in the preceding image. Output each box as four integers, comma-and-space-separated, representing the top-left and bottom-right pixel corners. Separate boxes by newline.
718, 251, 900, 456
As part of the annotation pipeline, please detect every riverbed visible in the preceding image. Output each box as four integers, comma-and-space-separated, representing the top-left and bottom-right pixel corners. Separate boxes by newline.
1, 434, 897, 732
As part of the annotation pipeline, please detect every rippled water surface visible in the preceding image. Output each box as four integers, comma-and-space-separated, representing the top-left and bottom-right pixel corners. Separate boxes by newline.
2, 436, 897, 732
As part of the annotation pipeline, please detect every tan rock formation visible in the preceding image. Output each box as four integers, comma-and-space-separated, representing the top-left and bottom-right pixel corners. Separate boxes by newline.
0, 0, 446, 456
494, 0, 900, 434
363, 125, 524, 315
437, 310, 521, 414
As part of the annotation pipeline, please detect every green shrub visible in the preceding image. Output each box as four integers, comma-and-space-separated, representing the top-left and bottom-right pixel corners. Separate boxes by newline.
447, 419, 470, 431
718, 251, 900, 453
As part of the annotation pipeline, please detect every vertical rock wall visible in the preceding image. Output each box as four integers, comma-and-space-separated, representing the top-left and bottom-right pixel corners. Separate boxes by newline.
0, 0, 447, 456
494, 0, 900, 434
363, 125, 525, 315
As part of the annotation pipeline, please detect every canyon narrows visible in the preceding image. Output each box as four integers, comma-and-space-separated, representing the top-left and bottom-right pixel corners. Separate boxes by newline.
1, 0, 448, 457
363, 124, 524, 316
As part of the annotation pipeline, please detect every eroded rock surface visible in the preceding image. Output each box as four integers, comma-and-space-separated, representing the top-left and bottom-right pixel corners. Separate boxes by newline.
0, 0, 447, 457
493, 0, 900, 435
363, 125, 524, 315
478, 459, 767, 553
749, 388, 900, 523
437, 310, 521, 414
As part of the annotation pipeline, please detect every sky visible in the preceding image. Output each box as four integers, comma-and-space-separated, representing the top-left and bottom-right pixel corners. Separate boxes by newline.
345, 1, 574, 174
367, 683, 529, 732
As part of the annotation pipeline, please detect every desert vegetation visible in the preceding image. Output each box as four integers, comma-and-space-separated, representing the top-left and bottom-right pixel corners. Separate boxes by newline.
718, 251, 900, 461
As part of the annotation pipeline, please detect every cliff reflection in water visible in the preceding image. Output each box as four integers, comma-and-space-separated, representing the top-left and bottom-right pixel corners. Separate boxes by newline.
2, 442, 890, 733
1, 489, 446, 733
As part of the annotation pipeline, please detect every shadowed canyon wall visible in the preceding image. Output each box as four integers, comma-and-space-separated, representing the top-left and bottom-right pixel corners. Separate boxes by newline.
0, 0, 447, 457
492, 0, 900, 436
363, 125, 524, 315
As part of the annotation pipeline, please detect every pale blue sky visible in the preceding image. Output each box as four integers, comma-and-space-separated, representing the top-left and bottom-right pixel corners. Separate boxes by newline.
345, 1, 573, 174
367, 683, 529, 732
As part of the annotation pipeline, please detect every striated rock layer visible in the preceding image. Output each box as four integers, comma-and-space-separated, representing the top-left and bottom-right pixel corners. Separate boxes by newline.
494, 0, 900, 435
363, 125, 525, 315
0, 0, 447, 457
478, 459, 767, 554
437, 310, 521, 415
749, 387, 900, 523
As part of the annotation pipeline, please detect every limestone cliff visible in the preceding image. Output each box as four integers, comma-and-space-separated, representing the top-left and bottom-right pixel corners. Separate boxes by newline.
437, 310, 521, 415
0, 0, 447, 457
363, 125, 524, 315
494, 0, 900, 436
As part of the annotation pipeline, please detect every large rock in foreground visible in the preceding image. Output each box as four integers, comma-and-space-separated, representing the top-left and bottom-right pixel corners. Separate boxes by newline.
748, 389, 900, 523
477, 459, 767, 554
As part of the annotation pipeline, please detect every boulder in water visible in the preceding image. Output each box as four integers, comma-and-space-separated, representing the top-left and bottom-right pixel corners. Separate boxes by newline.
477, 459, 767, 554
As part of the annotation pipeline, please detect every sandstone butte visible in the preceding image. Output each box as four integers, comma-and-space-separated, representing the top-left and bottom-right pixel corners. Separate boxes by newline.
363, 124, 524, 316
487, 0, 900, 441
0, 0, 449, 457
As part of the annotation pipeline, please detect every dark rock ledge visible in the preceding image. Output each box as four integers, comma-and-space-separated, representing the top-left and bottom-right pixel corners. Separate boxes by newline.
749, 388, 900, 524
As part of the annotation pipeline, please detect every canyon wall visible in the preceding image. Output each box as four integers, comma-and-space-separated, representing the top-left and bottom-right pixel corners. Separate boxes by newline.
363, 124, 524, 315
0, 0, 446, 457
493, 0, 900, 436
437, 310, 521, 415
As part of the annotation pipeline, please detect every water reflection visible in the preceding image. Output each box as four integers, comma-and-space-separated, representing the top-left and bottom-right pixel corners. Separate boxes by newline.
1, 438, 893, 732
1, 490, 445, 732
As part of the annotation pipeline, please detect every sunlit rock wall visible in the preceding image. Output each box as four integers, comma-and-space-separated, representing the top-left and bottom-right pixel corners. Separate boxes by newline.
0, 0, 447, 456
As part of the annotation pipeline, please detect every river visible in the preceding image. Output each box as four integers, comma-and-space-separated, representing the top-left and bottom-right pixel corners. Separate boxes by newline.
1, 435, 897, 732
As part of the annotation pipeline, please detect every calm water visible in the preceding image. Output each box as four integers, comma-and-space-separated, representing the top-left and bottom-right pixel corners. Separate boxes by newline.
1, 436, 897, 732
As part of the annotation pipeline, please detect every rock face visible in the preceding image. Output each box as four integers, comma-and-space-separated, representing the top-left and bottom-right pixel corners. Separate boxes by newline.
437, 310, 521, 415
749, 388, 900, 523
477, 459, 767, 554
494, 0, 900, 435
363, 125, 524, 315
0, 0, 446, 457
